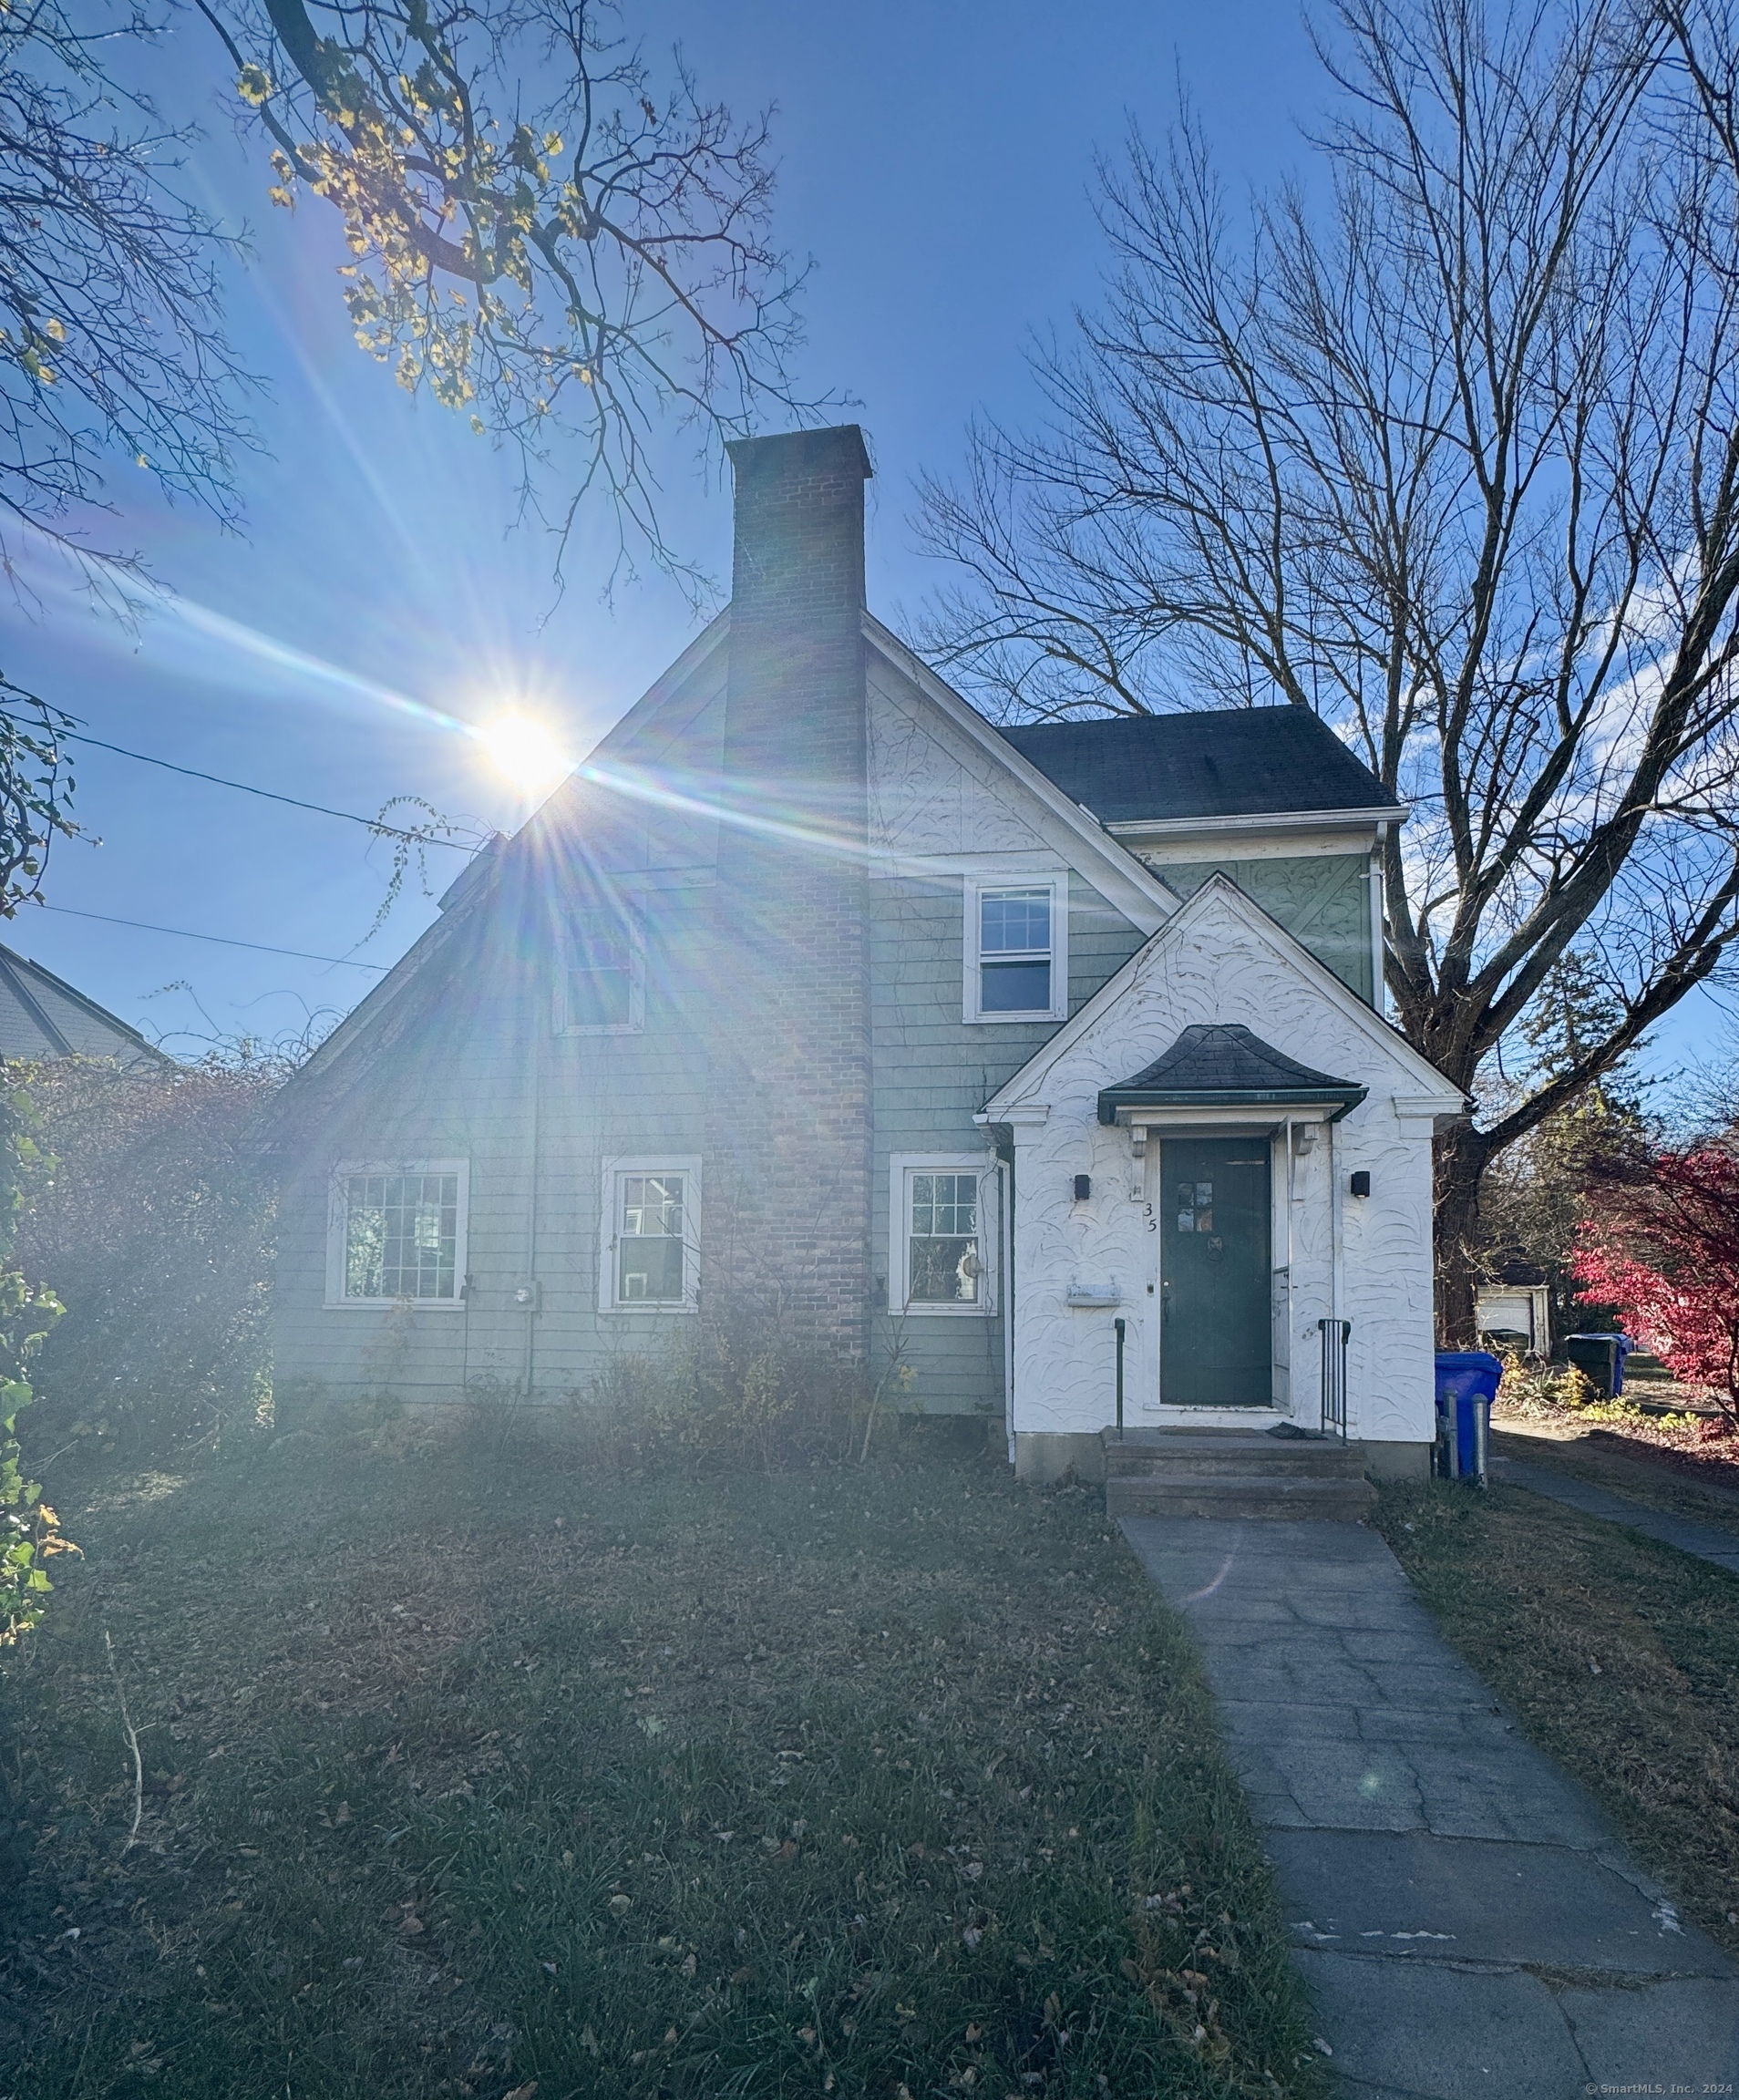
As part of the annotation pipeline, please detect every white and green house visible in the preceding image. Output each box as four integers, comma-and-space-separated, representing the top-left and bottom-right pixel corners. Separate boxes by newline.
270, 425, 1465, 1479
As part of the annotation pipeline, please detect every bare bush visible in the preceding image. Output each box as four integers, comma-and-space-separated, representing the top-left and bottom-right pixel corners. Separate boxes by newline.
14, 1055, 281, 1467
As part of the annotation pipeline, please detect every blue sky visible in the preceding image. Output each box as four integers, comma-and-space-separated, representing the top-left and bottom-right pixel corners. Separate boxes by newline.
1, 1, 1724, 1086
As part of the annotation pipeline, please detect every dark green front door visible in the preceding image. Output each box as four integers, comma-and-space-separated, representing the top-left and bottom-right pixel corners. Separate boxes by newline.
1160, 1138, 1272, 1406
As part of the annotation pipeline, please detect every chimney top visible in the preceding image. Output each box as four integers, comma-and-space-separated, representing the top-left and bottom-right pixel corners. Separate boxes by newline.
725, 424, 873, 489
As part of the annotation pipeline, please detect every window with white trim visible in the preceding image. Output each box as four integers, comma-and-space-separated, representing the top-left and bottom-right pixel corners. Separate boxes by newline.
964, 872, 1067, 1023
602, 1157, 700, 1311
557, 905, 643, 1034
328, 1162, 468, 1305
892, 1156, 998, 1315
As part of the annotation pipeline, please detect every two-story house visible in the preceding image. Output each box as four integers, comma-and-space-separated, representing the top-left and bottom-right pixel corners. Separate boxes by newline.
269, 426, 1464, 1481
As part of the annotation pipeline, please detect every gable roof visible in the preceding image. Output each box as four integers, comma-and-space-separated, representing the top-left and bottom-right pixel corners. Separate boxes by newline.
0, 941, 169, 1067
1096, 1023, 1365, 1123
861, 617, 1179, 932
1000, 707, 1400, 826
981, 874, 1466, 1120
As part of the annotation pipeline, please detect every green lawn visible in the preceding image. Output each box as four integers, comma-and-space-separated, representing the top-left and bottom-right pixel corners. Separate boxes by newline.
1, 1430, 1322, 2097
1373, 1477, 1739, 1954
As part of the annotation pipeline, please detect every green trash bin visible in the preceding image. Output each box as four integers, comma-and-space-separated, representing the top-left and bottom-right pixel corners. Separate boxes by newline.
1566, 1333, 1631, 1398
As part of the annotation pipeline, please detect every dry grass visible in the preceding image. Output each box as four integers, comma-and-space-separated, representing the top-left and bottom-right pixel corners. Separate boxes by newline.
0, 1427, 1322, 2099
1372, 1477, 1739, 1954
1492, 1422, 1739, 1531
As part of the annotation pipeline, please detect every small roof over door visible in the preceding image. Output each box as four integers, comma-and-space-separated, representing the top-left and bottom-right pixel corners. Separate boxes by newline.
1096, 1022, 1365, 1125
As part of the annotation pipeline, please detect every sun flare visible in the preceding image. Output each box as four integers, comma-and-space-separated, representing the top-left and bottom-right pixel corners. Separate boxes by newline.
478, 709, 571, 799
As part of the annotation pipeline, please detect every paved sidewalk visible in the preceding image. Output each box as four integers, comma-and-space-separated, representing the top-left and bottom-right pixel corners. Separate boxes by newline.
1122, 1518, 1739, 2099
1491, 1451, 1739, 1576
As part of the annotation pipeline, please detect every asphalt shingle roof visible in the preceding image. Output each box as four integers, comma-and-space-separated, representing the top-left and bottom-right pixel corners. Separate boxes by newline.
0, 942, 167, 1066
1000, 706, 1395, 824
1097, 1024, 1364, 1122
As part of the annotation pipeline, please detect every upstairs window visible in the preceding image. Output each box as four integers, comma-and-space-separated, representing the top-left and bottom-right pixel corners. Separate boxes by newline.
964, 873, 1066, 1023
329, 1163, 468, 1305
558, 906, 642, 1034
602, 1157, 700, 1312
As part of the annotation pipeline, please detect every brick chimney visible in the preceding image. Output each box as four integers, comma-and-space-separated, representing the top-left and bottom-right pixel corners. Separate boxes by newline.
705, 427, 874, 1355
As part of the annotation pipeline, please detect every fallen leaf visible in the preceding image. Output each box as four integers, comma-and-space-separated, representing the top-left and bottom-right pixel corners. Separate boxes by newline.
608, 1894, 632, 1917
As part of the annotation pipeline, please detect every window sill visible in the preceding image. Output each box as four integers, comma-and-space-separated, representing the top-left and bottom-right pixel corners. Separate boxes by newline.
898, 1301, 997, 1319
602, 1301, 697, 1316
323, 1297, 466, 1311
965, 1009, 1065, 1026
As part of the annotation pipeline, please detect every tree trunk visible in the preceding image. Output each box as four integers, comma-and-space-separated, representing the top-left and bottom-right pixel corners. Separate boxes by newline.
1433, 1121, 1493, 1348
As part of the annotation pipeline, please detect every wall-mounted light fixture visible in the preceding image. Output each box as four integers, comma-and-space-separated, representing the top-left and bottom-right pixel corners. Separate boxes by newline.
1073, 1173, 1092, 1202
1350, 1170, 1371, 1199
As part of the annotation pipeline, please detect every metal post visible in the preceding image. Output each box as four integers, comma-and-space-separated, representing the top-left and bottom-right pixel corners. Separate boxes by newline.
1114, 1316, 1126, 1439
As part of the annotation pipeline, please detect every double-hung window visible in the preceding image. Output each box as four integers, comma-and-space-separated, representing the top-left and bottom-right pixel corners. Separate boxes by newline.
328, 1162, 468, 1305
892, 1156, 998, 1315
602, 1156, 700, 1311
965, 873, 1066, 1023
557, 905, 643, 1034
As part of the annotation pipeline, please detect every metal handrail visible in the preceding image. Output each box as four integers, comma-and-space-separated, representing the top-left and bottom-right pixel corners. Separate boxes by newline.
1318, 1318, 1351, 1439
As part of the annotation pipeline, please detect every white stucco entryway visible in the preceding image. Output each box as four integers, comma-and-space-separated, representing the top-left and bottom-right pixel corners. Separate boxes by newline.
979, 879, 1465, 1469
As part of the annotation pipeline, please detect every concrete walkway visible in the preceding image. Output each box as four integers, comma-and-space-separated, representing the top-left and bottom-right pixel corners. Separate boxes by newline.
1491, 1450, 1739, 1576
1122, 1517, 1739, 2098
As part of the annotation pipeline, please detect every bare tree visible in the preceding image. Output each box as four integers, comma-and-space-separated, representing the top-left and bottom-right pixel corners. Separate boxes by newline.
201, 0, 818, 594
917, 0, 1739, 1340
0, 0, 812, 901
0, 1, 259, 904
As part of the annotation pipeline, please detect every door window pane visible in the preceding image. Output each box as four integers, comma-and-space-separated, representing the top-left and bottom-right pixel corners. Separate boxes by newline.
618, 1172, 686, 1302
909, 1171, 983, 1303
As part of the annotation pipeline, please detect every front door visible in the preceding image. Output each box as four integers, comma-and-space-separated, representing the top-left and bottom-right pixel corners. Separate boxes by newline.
1160, 1138, 1272, 1406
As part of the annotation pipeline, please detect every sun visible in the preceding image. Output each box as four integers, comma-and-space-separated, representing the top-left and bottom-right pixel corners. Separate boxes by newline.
478, 710, 571, 799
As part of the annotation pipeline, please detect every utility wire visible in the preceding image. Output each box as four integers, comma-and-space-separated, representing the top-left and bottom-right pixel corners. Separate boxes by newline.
36, 903, 390, 971
62, 732, 478, 849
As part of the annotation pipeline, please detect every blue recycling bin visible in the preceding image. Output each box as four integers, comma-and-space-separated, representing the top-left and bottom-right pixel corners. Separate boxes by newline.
1435, 1351, 1502, 1484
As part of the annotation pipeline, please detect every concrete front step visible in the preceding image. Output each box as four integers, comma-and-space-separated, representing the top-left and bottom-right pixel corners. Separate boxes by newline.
1104, 1436, 1363, 1481
1106, 1472, 1375, 1520
1100, 1426, 1375, 1520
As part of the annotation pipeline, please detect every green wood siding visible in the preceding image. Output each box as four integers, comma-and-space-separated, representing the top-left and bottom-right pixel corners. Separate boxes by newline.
867, 871, 1145, 1415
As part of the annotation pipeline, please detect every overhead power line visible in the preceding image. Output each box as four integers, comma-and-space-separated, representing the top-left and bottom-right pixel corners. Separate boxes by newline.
36, 903, 390, 971
63, 732, 477, 849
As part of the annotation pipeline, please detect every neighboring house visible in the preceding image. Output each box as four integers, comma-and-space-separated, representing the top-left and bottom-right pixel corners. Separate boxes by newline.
270, 426, 1465, 1478
0, 940, 168, 1068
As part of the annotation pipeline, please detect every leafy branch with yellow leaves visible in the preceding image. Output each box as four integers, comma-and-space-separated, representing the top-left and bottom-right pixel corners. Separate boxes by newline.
201, 0, 821, 593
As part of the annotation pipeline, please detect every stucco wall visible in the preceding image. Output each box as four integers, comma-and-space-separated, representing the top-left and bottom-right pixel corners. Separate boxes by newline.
1157, 854, 1374, 1004
993, 884, 1445, 1447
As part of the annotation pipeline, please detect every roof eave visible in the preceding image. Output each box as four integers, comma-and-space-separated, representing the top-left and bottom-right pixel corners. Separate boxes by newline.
1104, 804, 1410, 844
1097, 1084, 1369, 1125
